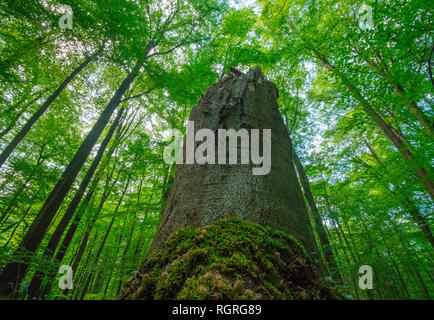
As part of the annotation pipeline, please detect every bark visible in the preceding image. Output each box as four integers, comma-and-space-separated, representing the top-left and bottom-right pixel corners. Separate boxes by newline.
0, 58, 144, 296
148, 67, 326, 275
0, 54, 97, 168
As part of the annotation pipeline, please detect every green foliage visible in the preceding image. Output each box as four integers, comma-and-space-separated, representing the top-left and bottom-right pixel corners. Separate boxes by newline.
0, 0, 432, 300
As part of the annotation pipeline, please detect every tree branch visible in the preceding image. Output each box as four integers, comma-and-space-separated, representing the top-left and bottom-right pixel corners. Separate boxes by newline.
119, 87, 157, 103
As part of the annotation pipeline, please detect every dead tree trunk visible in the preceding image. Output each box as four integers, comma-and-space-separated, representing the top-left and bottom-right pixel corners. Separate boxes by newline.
150, 67, 323, 263
120, 67, 332, 300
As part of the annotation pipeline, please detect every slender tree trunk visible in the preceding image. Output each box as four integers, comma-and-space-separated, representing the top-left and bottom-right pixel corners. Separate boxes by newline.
406, 200, 434, 248
305, 41, 434, 199
360, 50, 434, 137
332, 221, 361, 299
78, 175, 131, 300
71, 231, 100, 300
115, 178, 143, 296
292, 148, 341, 280
69, 167, 122, 280
121, 67, 335, 300
328, 63, 434, 199
377, 230, 410, 299
399, 239, 432, 299
52, 116, 128, 272
0, 146, 47, 227
364, 140, 434, 247
287, 23, 434, 198
102, 250, 118, 299
26, 108, 126, 299
0, 87, 52, 140
0, 58, 144, 296
0, 54, 97, 168
0, 179, 31, 225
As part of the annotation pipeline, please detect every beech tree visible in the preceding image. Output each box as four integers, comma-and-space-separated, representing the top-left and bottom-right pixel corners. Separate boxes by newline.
0, 0, 432, 300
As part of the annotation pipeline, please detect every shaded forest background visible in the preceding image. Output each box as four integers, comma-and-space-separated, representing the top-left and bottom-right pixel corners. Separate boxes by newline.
0, 0, 432, 300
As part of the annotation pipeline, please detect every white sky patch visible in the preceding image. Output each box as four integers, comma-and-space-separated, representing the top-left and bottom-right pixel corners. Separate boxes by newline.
228, 0, 260, 13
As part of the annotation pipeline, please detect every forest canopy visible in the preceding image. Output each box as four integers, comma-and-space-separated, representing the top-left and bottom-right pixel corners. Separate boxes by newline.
0, 0, 432, 301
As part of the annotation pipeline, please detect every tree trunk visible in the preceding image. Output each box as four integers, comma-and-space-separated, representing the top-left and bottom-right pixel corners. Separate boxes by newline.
364, 140, 434, 247
26, 107, 126, 299
151, 67, 322, 259
292, 149, 341, 281
0, 87, 52, 140
323, 59, 434, 200
0, 59, 143, 297
69, 166, 123, 282
0, 54, 97, 168
115, 178, 144, 297
120, 67, 332, 300
353, 45, 434, 137
78, 175, 131, 300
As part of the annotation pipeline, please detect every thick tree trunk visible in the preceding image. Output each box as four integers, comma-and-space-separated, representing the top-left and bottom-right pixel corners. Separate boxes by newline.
0, 59, 143, 296
119, 67, 332, 300
0, 54, 96, 168
149, 67, 324, 269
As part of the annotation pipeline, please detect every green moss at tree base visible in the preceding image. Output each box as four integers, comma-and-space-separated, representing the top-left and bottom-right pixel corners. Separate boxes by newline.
118, 218, 337, 300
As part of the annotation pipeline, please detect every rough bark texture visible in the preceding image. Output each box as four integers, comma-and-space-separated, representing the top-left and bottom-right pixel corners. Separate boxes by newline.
149, 67, 323, 272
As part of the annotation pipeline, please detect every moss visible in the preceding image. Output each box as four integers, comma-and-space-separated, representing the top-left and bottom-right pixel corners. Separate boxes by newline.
118, 217, 337, 300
